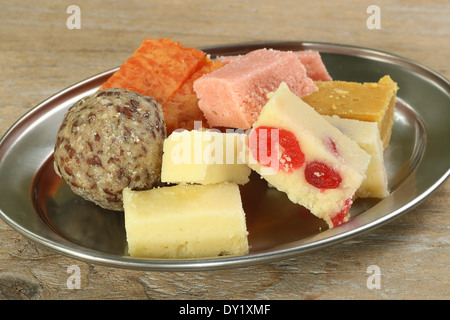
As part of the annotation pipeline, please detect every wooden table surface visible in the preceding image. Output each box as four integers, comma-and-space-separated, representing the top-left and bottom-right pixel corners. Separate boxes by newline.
0, 0, 448, 300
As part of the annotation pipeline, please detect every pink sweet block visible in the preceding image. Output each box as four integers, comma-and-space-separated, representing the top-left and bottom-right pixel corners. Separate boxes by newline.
216, 50, 332, 81
193, 49, 317, 129
293, 51, 332, 81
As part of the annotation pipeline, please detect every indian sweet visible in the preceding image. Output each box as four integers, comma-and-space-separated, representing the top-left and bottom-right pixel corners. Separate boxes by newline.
324, 115, 389, 199
161, 129, 251, 185
243, 82, 371, 228
53, 88, 166, 211
216, 49, 332, 81
193, 48, 317, 129
302, 75, 398, 149
162, 57, 224, 134
100, 38, 205, 105
123, 183, 249, 258
99, 38, 208, 134
292, 50, 333, 81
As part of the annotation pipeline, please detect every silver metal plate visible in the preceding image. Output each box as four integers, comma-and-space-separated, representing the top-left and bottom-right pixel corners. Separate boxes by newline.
0, 41, 449, 271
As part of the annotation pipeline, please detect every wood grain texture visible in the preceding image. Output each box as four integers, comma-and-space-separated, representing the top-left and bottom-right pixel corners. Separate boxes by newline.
0, 0, 449, 300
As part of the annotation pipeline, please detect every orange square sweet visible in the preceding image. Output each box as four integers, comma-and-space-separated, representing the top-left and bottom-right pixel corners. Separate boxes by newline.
100, 38, 206, 105
162, 58, 224, 134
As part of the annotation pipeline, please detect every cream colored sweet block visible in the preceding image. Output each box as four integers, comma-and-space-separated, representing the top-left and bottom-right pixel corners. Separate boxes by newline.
243, 82, 371, 228
324, 115, 389, 198
161, 129, 251, 185
123, 183, 249, 259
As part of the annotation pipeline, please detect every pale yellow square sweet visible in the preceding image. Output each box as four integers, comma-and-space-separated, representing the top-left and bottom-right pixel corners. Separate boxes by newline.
161, 130, 251, 185
123, 183, 249, 259
324, 115, 389, 198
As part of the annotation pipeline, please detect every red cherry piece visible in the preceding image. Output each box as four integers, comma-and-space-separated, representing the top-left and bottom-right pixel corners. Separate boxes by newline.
304, 161, 342, 189
278, 128, 305, 173
250, 126, 304, 173
330, 198, 352, 227
324, 137, 339, 156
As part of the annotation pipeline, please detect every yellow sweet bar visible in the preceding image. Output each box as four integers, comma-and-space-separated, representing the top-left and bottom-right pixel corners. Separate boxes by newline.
123, 183, 249, 259
302, 75, 398, 149
324, 116, 389, 199
161, 130, 251, 185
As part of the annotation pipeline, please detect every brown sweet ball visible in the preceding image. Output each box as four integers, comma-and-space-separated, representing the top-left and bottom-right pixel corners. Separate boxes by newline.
53, 88, 167, 211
